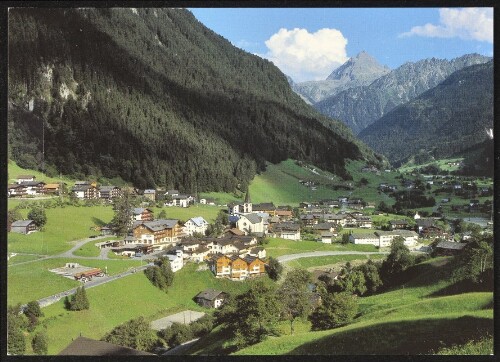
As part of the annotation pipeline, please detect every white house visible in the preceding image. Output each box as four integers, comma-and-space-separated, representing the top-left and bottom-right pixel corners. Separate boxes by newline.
167, 250, 184, 272
184, 216, 209, 236
17, 175, 35, 184
165, 194, 194, 208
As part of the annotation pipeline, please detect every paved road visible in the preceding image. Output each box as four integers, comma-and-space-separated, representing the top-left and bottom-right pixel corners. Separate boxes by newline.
276, 251, 389, 263
162, 338, 201, 355
151, 310, 206, 331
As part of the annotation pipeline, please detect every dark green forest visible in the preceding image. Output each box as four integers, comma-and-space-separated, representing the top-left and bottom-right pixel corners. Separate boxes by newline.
8, 8, 378, 191
358, 61, 493, 169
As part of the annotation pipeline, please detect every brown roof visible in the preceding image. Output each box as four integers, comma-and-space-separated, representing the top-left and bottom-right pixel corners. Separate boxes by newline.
58, 336, 155, 356
226, 228, 245, 236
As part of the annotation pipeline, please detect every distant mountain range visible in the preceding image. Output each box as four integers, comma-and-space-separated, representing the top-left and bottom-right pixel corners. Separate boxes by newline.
8, 8, 378, 192
291, 51, 390, 105
358, 61, 493, 167
293, 53, 491, 135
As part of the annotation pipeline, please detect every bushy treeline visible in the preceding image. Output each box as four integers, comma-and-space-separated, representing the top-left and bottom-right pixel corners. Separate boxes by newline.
8, 8, 371, 192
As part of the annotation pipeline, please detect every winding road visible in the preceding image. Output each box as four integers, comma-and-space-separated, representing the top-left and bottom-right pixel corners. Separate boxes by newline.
276, 250, 388, 263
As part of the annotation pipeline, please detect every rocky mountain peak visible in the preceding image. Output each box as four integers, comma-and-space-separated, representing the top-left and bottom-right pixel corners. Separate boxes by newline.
326, 51, 390, 82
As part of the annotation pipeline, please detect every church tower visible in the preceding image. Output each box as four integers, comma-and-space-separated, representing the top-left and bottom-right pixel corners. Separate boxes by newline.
243, 190, 252, 213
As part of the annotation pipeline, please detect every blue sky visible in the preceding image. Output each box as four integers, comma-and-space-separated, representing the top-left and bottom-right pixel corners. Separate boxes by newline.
189, 8, 493, 82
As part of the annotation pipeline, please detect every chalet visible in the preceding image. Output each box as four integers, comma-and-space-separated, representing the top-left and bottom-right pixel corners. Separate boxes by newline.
194, 289, 228, 308
312, 223, 336, 234
184, 216, 209, 236
99, 186, 122, 199
228, 191, 252, 215
249, 246, 266, 259
72, 184, 99, 199
165, 189, 180, 197
208, 239, 243, 255
10, 220, 37, 234
300, 214, 316, 226
338, 197, 348, 204
210, 254, 266, 280
271, 222, 301, 240
319, 199, 340, 208
434, 241, 466, 256
328, 214, 347, 227
347, 198, 365, 210
20, 181, 46, 196
236, 213, 265, 235
320, 232, 334, 244
354, 216, 372, 228
132, 219, 181, 246
75, 181, 97, 187
245, 255, 266, 277
143, 189, 156, 201
131, 208, 153, 222
389, 220, 409, 230
44, 183, 63, 195
299, 202, 314, 209
252, 203, 276, 215
8, 184, 27, 197
17, 175, 36, 184
420, 225, 446, 238
100, 225, 114, 236
167, 194, 194, 208
224, 228, 245, 237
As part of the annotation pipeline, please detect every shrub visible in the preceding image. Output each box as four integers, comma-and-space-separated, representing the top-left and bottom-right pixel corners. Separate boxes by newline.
309, 292, 358, 331
32, 331, 48, 355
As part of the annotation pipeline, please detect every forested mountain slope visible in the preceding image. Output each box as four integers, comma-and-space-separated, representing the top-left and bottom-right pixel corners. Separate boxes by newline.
358, 61, 493, 167
8, 8, 376, 191
315, 54, 491, 134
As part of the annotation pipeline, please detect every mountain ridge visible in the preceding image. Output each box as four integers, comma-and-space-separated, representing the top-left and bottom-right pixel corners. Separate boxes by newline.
358, 61, 493, 167
292, 51, 390, 104
315, 53, 492, 134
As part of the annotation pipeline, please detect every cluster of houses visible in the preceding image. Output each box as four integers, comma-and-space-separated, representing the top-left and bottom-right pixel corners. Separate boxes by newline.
7, 175, 62, 197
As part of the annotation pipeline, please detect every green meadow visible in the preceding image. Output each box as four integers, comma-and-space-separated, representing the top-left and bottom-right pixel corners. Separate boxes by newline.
37, 263, 274, 354
265, 237, 378, 258
231, 257, 493, 355
151, 204, 223, 223
8, 205, 114, 255
284, 254, 385, 269
8, 258, 142, 306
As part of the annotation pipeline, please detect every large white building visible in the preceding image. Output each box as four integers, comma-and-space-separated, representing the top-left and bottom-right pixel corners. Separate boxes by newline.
350, 230, 419, 248
184, 216, 209, 236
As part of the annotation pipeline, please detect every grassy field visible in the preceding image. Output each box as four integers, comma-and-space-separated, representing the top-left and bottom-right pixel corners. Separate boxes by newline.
399, 157, 465, 173
7, 160, 77, 186
265, 237, 378, 258
7, 205, 114, 255
151, 204, 223, 223
284, 254, 385, 269
72, 237, 119, 257
7, 254, 43, 265
7, 258, 142, 306
187, 257, 493, 356
37, 263, 274, 354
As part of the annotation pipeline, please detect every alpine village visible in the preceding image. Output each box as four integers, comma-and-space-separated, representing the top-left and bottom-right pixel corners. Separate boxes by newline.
6, 8, 494, 357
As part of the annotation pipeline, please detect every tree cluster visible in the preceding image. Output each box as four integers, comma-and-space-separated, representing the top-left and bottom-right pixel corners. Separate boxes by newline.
144, 256, 174, 291
159, 314, 214, 348
101, 316, 161, 353
65, 286, 90, 311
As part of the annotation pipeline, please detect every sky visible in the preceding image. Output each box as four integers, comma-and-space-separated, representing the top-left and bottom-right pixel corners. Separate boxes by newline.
189, 8, 493, 82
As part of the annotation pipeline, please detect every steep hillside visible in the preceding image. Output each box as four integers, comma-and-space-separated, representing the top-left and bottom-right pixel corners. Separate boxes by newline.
8, 8, 374, 192
315, 54, 491, 134
292, 51, 390, 104
358, 61, 493, 167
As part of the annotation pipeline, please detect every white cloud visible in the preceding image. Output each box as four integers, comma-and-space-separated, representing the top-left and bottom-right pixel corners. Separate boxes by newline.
401, 8, 493, 43
261, 28, 348, 82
